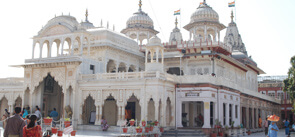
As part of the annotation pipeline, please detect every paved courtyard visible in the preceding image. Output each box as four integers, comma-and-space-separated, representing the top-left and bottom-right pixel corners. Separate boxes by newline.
0, 127, 289, 137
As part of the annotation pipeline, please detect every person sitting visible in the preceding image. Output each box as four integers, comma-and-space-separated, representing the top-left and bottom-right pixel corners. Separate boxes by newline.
101, 116, 109, 131
23, 115, 42, 137
50, 108, 58, 127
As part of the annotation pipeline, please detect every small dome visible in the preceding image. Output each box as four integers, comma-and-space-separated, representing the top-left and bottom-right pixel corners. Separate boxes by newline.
80, 21, 95, 29
190, 4, 219, 23
147, 35, 162, 46
127, 11, 154, 29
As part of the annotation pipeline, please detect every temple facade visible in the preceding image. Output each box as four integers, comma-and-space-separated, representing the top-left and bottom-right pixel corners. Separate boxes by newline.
0, 0, 281, 131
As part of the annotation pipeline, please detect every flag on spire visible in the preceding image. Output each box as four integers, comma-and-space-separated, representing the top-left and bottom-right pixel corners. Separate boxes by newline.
228, 1, 235, 7
174, 10, 180, 15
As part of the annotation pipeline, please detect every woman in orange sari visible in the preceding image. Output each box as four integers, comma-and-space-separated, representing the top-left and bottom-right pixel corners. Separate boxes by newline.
23, 115, 42, 137
259, 116, 262, 128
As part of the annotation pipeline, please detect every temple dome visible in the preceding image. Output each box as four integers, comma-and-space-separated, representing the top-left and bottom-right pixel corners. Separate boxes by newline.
147, 35, 162, 47
190, 3, 219, 23
127, 10, 154, 28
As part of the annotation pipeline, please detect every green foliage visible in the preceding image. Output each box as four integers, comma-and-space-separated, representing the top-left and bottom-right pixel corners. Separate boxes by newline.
284, 56, 295, 112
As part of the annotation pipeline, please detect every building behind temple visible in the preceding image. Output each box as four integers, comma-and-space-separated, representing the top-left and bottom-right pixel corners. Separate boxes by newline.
0, 0, 281, 134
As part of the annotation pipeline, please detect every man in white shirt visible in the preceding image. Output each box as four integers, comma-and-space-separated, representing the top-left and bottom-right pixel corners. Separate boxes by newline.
34, 106, 42, 125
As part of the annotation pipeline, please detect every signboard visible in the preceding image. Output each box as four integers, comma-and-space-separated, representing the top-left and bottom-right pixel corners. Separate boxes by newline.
204, 102, 210, 109
186, 93, 199, 97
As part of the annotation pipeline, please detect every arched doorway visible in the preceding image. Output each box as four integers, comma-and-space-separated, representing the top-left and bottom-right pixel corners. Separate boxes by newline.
33, 74, 64, 119
148, 98, 155, 121
14, 97, 22, 108
0, 97, 9, 117
82, 95, 96, 125
125, 95, 141, 122
106, 60, 116, 73
103, 95, 117, 126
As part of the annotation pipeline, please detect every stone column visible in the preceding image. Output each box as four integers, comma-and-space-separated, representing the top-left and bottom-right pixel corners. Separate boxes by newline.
145, 49, 148, 63
246, 107, 249, 128
176, 100, 183, 127
252, 108, 255, 129
32, 42, 35, 59
95, 102, 100, 125
48, 41, 52, 58
155, 101, 159, 121
117, 106, 121, 126
80, 35, 84, 55
70, 39, 74, 56
156, 48, 159, 63
232, 104, 236, 126
226, 103, 229, 126
99, 104, 103, 123
237, 105, 241, 126
39, 42, 43, 58
78, 104, 83, 124
214, 102, 218, 125
121, 105, 125, 121
161, 50, 164, 64
203, 102, 211, 128
61, 41, 64, 56
162, 102, 167, 126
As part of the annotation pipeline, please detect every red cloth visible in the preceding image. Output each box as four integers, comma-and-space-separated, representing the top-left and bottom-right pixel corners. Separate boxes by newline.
23, 125, 42, 137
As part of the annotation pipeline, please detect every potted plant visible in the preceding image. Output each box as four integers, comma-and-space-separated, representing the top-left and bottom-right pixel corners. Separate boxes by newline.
145, 126, 150, 133
70, 131, 76, 136
64, 118, 71, 128
142, 120, 146, 126
44, 117, 53, 126
154, 120, 159, 126
159, 126, 164, 133
211, 130, 217, 137
247, 129, 251, 135
214, 119, 223, 136
230, 121, 235, 129
136, 126, 142, 133
57, 130, 63, 137
130, 119, 135, 126
51, 127, 58, 134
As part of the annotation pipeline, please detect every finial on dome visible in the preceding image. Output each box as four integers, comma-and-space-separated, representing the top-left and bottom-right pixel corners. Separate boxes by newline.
231, 10, 234, 22
175, 17, 178, 28
139, 0, 142, 11
85, 9, 89, 22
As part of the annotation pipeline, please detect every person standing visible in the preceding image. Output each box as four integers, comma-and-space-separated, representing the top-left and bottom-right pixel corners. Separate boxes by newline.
285, 119, 290, 136
23, 115, 42, 137
264, 118, 269, 135
4, 107, 26, 137
34, 106, 42, 125
22, 108, 28, 119
49, 108, 58, 127
258, 116, 262, 128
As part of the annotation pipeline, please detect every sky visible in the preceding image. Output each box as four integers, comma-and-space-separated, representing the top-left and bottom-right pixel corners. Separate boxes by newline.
0, 0, 294, 78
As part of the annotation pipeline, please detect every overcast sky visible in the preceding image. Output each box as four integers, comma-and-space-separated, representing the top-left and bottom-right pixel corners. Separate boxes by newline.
0, 0, 294, 78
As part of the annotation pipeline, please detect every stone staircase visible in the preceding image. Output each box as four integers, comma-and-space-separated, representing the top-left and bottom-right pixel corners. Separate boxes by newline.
161, 129, 208, 137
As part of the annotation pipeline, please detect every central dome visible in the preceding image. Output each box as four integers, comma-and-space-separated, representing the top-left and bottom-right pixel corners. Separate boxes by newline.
190, 3, 219, 23
127, 10, 154, 29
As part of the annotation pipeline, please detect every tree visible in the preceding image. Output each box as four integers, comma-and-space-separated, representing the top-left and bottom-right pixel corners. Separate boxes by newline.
283, 55, 295, 112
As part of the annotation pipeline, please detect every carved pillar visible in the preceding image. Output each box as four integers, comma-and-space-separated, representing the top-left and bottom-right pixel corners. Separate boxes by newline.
48, 41, 52, 58
155, 101, 159, 121
203, 102, 211, 128
80, 35, 84, 56
32, 42, 35, 59
61, 40, 64, 56
162, 102, 167, 126
117, 105, 121, 126
39, 42, 43, 58
78, 104, 83, 124
95, 102, 100, 125
145, 49, 148, 63
225, 103, 229, 126
156, 48, 159, 63
87, 39, 90, 56
70, 39, 74, 56
176, 100, 183, 127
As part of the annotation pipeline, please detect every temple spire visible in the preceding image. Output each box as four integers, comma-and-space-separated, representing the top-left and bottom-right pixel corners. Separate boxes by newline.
85, 9, 89, 22
231, 10, 234, 23
139, 0, 142, 11
175, 17, 178, 28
